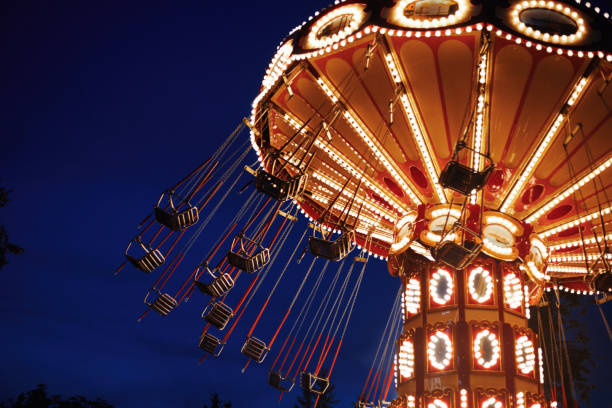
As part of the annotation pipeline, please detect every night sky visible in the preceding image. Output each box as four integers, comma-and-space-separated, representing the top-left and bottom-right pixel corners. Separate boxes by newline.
1, 1, 611, 407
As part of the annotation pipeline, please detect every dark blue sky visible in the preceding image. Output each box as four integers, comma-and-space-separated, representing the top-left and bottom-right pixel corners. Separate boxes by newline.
1, 1, 611, 407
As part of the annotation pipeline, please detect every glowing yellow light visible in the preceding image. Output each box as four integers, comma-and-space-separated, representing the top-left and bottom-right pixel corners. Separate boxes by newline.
468, 266, 494, 303
304, 4, 367, 50
430, 269, 454, 305
398, 339, 415, 379
516, 335, 536, 374
474, 329, 500, 368
504, 273, 523, 309
526, 156, 611, 224
428, 331, 453, 370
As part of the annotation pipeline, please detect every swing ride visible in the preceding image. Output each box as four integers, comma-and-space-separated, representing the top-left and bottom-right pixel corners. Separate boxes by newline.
115, 1, 612, 407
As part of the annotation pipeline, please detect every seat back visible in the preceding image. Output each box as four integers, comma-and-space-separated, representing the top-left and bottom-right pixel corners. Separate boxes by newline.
439, 160, 495, 196
433, 239, 482, 270
268, 370, 294, 392
255, 170, 307, 202
195, 272, 234, 298
154, 205, 199, 231
308, 229, 355, 261
227, 247, 270, 273
147, 293, 177, 316
241, 336, 269, 363
199, 333, 224, 356
203, 301, 233, 330
125, 241, 165, 273
300, 372, 329, 395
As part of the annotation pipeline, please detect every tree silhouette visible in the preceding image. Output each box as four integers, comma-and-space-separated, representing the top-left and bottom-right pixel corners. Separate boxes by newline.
0, 384, 113, 408
294, 370, 338, 408
0, 187, 23, 271
530, 292, 596, 407
202, 393, 231, 408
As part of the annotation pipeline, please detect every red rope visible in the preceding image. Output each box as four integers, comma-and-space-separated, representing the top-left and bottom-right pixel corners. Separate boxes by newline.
360, 366, 374, 401
154, 229, 174, 251
172, 156, 214, 191
152, 250, 183, 288
381, 365, 394, 403
185, 161, 219, 203
275, 337, 297, 372
163, 229, 187, 258
158, 252, 186, 290
113, 260, 127, 276
291, 343, 311, 380
196, 180, 223, 215
302, 333, 323, 374
147, 225, 166, 247
366, 369, 381, 403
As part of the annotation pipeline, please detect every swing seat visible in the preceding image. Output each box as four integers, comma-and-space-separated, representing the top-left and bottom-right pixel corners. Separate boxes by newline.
241, 336, 269, 363
202, 301, 233, 330
432, 237, 481, 270
227, 247, 270, 273
125, 240, 165, 273
255, 170, 307, 202
309, 229, 355, 261
199, 333, 224, 356
268, 370, 294, 392
154, 205, 199, 231
300, 372, 329, 395
145, 292, 177, 316
439, 160, 494, 195
194, 269, 234, 298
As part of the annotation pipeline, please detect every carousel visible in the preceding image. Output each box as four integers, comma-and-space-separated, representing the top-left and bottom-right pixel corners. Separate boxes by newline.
115, 1, 612, 407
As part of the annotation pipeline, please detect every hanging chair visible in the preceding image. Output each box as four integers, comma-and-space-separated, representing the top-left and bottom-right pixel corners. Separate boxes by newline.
240, 336, 269, 363
199, 333, 224, 356
194, 265, 234, 298
144, 290, 177, 316
227, 234, 270, 273
125, 239, 165, 273
439, 141, 494, 196
154, 191, 199, 231
309, 227, 356, 261
255, 169, 308, 203
591, 271, 612, 304
268, 370, 294, 392
202, 301, 233, 330
300, 371, 329, 395
431, 222, 482, 270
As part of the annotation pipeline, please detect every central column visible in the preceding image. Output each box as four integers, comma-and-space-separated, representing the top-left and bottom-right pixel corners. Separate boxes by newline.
391, 253, 548, 408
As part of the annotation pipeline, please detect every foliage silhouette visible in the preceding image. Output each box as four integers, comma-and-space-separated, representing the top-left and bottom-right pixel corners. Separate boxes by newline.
0, 384, 113, 408
0, 187, 24, 271
294, 370, 338, 408
530, 292, 596, 407
203, 393, 231, 408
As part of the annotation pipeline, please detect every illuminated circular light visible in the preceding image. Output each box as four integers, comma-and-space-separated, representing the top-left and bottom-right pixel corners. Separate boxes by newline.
389, 0, 472, 29
428, 400, 448, 408
473, 330, 500, 368
405, 278, 421, 315
430, 269, 454, 305
398, 339, 415, 379
509, 1, 586, 45
504, 273, 522, 309
516, 335, 536, 375
390, 212, 417, 254
305, 4, 367, 50
468, 266, 494, 303
482, 397, 502, 408
428, 331, 453, 370
525, 234, 550, 284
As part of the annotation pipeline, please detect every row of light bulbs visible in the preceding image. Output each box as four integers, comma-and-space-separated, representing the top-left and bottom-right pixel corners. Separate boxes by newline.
548, 232, 612, 251
526, 156, 612, 224
540, 205, 612, 238
382, 52, 446, 203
